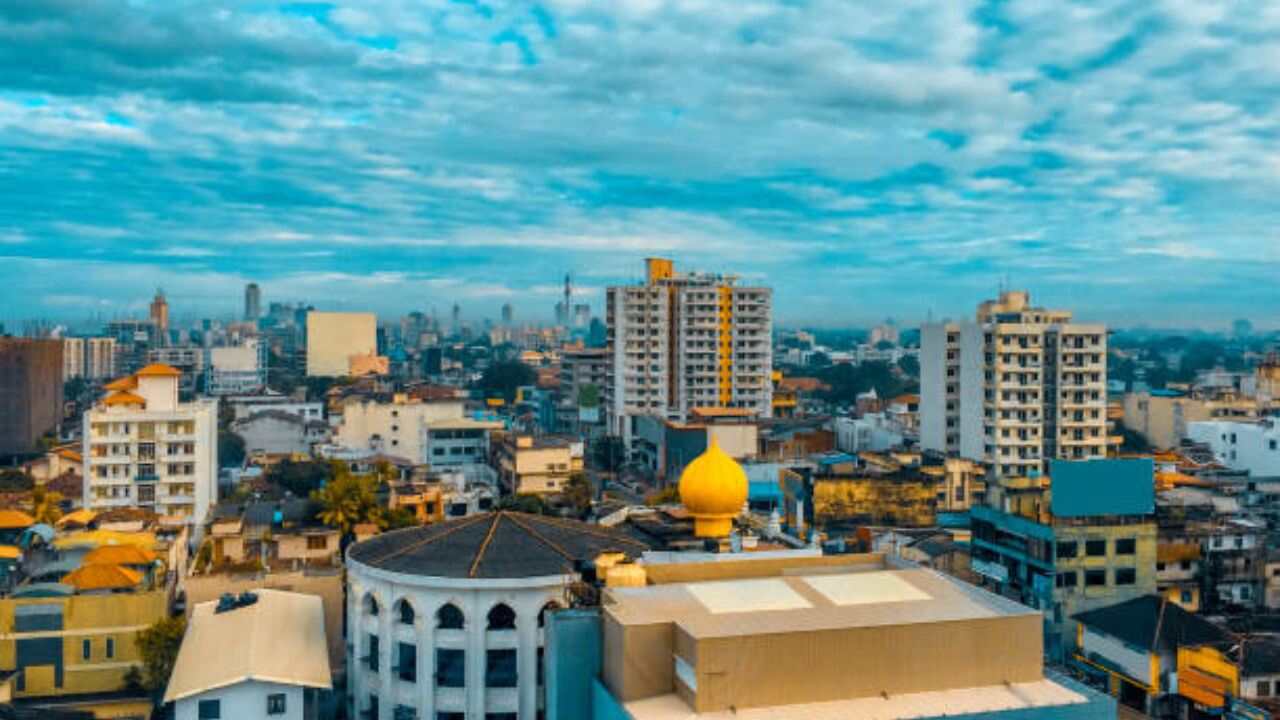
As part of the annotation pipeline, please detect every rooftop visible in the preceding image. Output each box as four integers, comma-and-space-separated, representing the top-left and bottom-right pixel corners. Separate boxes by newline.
1073, 595, 1228, 652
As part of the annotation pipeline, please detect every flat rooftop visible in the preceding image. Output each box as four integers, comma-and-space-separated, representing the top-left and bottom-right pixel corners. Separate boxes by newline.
605, 566, 1036, 639
624, 678, 1088, 719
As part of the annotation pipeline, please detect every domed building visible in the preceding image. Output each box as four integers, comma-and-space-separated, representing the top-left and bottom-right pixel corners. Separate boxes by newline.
678, 437, 749, 538
345, 511, 651, 720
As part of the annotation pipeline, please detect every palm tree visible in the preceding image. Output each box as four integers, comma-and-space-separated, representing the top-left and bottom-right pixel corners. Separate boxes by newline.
313, 473, 384, 537
30, 485, 63, 525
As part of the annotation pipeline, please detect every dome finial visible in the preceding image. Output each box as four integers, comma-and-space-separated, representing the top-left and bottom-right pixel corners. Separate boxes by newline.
678, 438, 748, 538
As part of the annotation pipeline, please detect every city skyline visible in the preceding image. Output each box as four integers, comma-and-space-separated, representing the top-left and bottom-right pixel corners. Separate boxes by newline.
3, 1, 1280, 329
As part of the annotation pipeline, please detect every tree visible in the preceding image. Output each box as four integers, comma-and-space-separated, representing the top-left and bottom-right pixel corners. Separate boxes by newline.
497, 493, 548, 515
218, 431, 246, 468
313, 468, 384, 536
897, 354, 920, 378
136, 615, 186, 694
384, 507, 419, 530
29, 485, 62, 525
476, 360, 536, 402
561, 472, 593, 515
0, 469, 33, 493
267, 460, 331, 497
591, 437, 626, 472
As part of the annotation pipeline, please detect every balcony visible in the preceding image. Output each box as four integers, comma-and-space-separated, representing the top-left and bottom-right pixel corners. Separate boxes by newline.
136, 473, 159, 484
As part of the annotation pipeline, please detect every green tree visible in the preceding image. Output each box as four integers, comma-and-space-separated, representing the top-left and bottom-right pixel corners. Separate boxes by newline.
267, 460, 332, 497
577, 383, 601, 408
897, 354, 920, 378
218, 431, 246, 468
313, 467, 384, 536
136, 615, 187, 694
384, 507, 419, 530
477, 360, 537, 402
497, 493, 548, 515
561, 472, 593, 515
30, 485, 62, 525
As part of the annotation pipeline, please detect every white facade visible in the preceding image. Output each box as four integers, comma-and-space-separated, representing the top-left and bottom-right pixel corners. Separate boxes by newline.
63, 337, 85, 380
87, 337, 118, 380
605, 260, 773, 444
347, 562, 564, 720
336, 396, 467, 464
833, 414, 906, 453
229, 396, 324, 423
175, 681, 312, 720
920, 291, 1108, 479
83, 373, 219, 525
1187, 419, 1280, 478
206, 340, 268, 396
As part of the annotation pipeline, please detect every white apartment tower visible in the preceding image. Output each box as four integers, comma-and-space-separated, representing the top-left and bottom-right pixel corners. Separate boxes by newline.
921, 291, 1108, 479
605, 258, 772, 443
83, 363, 219, 525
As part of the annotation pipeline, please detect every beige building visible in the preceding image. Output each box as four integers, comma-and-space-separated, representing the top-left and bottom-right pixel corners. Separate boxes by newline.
495, 434, 584, 495
63, 337, 85, 381
1123, 390, 1259, 449
921, 291, 1108, 480
606, 258, 772, 445
82, 364, 219, 526
334, 393, 468, 464
306, 311, 377, 377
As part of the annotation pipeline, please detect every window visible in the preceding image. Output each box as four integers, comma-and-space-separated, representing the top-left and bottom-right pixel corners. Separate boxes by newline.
397, 642, 417, 683
1085, 540, 1107, 557
1115, 568, 1137, 586
398, 600, 415, 625
1182, 590, 1194, 604
198, 699, 221, 719
364, 595, 380, 616
1115, 538, 1136, 555
487, 603, 517, 630
437, 603, 464, 630
394, 706, 417, 720
486, 649, 518, 687
307, 535, 328, 550
106, 637, 114, 659
1259, 681, 1272, 697
1056, 571, 1078, 588
1085, 570, 1107, 587
82, 639, 91, 660
367, 695, 379, 720
486, 715, 518, 720
367, 634, 379, 672
437, 714, 465, 720
1055, 541, 1078, 560
267, 693, 286, 715
436, 649, 465, 688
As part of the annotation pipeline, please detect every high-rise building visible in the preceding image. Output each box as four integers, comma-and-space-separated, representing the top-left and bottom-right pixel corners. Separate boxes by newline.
605, 258, 773, 444
501, 302, 513, 326
86, 337, 118, 380
305, 312, 377, 377
83, 363, 219, 525
0, 338, 64, 456
244, 282, 261, 321
149, 289, 169, 343
920, 290, 1108, 479
63, 337, 85, 381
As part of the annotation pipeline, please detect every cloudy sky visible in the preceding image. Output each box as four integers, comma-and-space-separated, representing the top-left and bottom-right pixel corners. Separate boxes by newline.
2, 0, 1278, 330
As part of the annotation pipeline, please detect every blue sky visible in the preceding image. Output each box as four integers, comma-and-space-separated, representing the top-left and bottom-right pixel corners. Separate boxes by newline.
2, 0, 1278, 330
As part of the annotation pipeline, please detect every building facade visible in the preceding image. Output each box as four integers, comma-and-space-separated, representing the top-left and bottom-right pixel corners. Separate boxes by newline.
335, 395, 468, 464
306, 311, 377, 377
605, 258, 772, 445
0, 338, 64, 456
494, 435, 584, 495
921, 291, 1108, 479
82, 364, 219, 526
1187, 419, 1280, 478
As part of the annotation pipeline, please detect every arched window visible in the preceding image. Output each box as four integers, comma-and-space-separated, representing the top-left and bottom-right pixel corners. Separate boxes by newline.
396, 599, 415, 626
437, 603, 464, 630
537, 601, 561, 628
487, 603, 517, 631
364, 594, 380, 617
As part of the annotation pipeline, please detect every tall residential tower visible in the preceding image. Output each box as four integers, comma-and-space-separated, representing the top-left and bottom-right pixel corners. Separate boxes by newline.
921, 290, 1108, 480
605, 258, 772, 443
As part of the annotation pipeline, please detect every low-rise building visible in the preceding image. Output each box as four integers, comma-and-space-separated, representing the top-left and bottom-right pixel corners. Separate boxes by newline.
164, 589, 332, 720
494, 434, 584, 495
335, 393, 468, 464
1123, 389, 1259, 449
231, 410, 329, 457
1187, 418, 1280, 478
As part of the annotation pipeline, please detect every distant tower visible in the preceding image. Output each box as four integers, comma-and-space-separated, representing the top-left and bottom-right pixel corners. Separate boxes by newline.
451, 303, 461, 335
149, 288, 170, 340
244, 283, 261, 321
556, 273, 573, 325
501, 303, 514, 327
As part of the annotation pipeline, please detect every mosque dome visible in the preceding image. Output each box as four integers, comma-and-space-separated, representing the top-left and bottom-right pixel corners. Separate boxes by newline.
678, 437, 749, 538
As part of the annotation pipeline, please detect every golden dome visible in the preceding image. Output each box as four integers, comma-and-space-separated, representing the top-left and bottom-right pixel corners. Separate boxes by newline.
678, 437, 748, 538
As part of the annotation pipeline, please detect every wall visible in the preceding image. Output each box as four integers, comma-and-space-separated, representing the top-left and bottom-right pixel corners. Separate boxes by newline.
546, 610, 602, 720
306, 312, 377, 377
1080, 628, 1151, 688
176, 681, 305, 720
0, 338, 64, 456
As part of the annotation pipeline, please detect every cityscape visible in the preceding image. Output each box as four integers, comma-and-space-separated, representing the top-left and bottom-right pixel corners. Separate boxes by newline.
3, 3, 1280, 720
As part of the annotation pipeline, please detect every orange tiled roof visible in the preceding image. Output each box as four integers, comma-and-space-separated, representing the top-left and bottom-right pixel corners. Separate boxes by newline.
103, 375, 139, 391
103, 391, 146, 407
83, 544, 158, 566
62, 563, 143, 591
135, 363, 182, 377
0, 509, 35, 530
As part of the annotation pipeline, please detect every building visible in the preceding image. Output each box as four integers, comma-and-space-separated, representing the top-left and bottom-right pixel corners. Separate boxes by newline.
1123, 389, 1259, 449
494, 434, 584, 495
1187, 419, 1280, 478
423, 418, 503, 469
631, 410, 759, 485
227, 395, 323, 423
105, 319, 161, 374
921, 290, 1108, 479
149, 289, 169, 342
1178, 638, 1280, 716
244, 282, 262, 322
147, 346, 204, 394
205, 341, 268, 396
970, 458, 1158, 660
82, 364, 219, 526
85, 337, 117, 381
232, 410, 329, 456
164, 589, 331, 720
0, 338, 64, 456
306, 311, 377, 377
335, 394, 470, 464
344, 512, 652, 720
61, 338, 84, 381
605, 258, 773, 446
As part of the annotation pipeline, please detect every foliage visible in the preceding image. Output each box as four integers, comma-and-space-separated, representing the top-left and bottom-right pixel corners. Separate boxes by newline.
591, 436, 626, 472
313, 467, 384, 536
64, 377, 88, 403
561, 472, 594, 515
577, 383, 601, 408
814, 361, 909, 407
496, 493, 549, 515
266, 459, 332, 498
645, 486, 681, 506
218, 431, 246, 468
136, 615, 187, 693
897, 353, 920, 378
29, 485, 63, 524
476, 360, 536, 402
385, 507, 419, 530
0, 469, 34, 493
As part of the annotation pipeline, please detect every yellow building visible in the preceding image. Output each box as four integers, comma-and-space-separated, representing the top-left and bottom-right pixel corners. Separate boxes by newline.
1123, 390, 1259, 449
495, 434, 584, 495
0, 586, 167, 705
305, 311, 377, 377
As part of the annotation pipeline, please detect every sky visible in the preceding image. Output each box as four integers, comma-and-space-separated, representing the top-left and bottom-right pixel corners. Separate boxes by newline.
2, 0, 1279, 331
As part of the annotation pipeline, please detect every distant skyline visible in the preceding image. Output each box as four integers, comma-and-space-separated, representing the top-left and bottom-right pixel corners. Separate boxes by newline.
2, 1, 1279, 330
